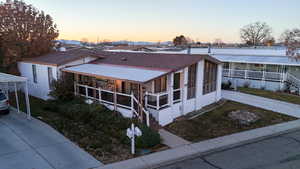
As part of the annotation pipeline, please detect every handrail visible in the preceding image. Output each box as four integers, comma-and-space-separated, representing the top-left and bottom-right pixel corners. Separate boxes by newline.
132, 94, 150, 126
75, 83, 149, 126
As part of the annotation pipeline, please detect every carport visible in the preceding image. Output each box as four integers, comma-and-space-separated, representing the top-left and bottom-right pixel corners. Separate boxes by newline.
0, 72, 31, 119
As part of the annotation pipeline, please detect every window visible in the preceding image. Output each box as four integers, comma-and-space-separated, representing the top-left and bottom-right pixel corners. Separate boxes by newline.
173, 72, 181, 102
203, 60, 218, 95
154, 76, 167, 93
48, 67, 54, 90
32, 65, 37, 83
187, 64, 197, 99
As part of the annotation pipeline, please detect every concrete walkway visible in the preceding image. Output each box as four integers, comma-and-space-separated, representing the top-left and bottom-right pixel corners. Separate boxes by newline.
222, 90, 300, 118
0, 109, 102, 169
159, 129, 191, 148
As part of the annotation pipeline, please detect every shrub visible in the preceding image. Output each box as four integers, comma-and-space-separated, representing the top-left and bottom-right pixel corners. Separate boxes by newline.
221, 80, 232, 90
243, 81, 250, 88
260, 86, 266, 90
49, 74, 75, 101
135, 124, 161, 149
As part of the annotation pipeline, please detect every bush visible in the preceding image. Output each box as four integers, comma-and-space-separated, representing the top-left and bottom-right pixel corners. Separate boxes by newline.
221, 80, 232, 90
243, 81, 250, 88
135, 124, 161, 149
49, 74, 75, 101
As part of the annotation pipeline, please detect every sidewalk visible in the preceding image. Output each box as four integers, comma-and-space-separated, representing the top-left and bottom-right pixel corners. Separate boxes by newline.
159, 129, 190, 148
222, 90, 300, 118
96, 119, 300, 169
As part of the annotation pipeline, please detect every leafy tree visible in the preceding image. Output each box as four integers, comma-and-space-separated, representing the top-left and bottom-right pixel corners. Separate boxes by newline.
240, 22, 272, 46
173, 35, 188, 46
0, 0, 59, 74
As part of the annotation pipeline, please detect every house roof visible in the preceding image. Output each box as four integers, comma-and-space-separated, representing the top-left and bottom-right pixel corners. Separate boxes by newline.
21, 48, 104, 66
213, 54, 300, 66
63, 63, 169, 83
91, 51, 220, 72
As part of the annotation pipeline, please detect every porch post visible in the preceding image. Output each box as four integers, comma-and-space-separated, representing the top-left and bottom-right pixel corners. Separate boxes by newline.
114, 80, 117, 111
24, 82, 31, 120
156, 94, 160, 110
145, 91, 148, 109
14, 83, 20, 113
169, 73, 174, 106
74, 74, 79, 95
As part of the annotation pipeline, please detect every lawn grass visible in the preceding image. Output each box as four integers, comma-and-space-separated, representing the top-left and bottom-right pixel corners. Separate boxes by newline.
8, 92, 135, 164
166, 101, 297, 142
238, 87, 300, 105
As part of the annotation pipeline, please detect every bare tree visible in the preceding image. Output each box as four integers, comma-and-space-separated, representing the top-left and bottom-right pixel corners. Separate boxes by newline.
240, 22, 272, 46
280, 29, 300, 57
280, 29, 300, 46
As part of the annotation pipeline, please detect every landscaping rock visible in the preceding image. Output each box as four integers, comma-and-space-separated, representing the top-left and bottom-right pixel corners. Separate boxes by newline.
229, 110, 260, 125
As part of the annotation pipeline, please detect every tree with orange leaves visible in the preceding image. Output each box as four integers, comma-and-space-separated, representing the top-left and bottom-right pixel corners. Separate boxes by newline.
0, 0, 59, 74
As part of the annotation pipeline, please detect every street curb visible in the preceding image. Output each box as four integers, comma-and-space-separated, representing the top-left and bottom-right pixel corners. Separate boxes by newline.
95, 119, 300, 169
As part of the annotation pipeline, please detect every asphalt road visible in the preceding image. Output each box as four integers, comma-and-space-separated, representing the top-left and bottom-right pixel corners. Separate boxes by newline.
158, 130, 300, 169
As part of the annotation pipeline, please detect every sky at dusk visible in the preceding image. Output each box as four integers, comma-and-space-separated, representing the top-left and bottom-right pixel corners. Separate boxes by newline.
25, 0, 300, 43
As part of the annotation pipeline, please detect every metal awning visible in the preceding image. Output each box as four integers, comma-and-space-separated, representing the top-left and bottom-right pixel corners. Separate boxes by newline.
0, 72, 31, 119
63, 64, 170, 83
213, 54, 300, 66
0, 73, 27, 83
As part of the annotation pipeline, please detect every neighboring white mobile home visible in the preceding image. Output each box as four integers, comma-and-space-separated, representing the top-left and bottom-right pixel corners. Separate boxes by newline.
18, 48, 101, 100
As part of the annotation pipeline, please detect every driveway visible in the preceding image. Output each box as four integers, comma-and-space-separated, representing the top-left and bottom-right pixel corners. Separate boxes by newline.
0, 109, 102, 169
158, 129, 300, 169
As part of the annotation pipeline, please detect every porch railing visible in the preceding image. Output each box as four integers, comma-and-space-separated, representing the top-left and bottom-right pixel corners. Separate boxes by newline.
286, 73, 300, 88
223, 69, 284, 82
75, 83, 149, 126
146, 91, 170, 110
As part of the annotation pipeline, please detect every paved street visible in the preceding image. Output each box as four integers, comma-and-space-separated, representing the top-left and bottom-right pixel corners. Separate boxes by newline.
158, 129, 300, 169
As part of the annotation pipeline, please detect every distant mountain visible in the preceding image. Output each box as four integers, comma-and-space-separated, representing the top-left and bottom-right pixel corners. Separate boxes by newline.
111, 40, 172, 46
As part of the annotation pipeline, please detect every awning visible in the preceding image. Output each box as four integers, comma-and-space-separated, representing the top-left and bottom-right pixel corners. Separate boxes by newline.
213, 54, 300, 66
0, 72, 31, 119
63, 64, 170, 83
0, 73, 27, 83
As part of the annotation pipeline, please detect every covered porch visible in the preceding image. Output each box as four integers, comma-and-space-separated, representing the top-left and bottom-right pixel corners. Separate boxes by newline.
63, 63, 175, 126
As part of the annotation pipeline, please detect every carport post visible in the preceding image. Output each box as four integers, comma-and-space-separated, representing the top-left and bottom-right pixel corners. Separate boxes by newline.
24, 82, 31, 120
14, 83, 20, 113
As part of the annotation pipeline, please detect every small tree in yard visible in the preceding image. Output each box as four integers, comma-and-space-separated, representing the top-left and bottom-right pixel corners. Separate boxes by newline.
240, 22, 272, 46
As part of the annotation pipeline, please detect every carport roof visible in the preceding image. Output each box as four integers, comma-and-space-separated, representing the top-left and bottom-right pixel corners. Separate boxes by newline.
0, 73, 27, 83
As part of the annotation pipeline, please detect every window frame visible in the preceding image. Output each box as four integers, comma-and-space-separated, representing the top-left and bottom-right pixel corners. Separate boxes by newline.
187, 63, 197, 99
203, 60, 218, 95
32, 64, 37, 83
48, 67, 54, 90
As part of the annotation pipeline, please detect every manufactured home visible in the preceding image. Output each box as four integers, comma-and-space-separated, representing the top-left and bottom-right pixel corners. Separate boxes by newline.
18, 49, 222, 126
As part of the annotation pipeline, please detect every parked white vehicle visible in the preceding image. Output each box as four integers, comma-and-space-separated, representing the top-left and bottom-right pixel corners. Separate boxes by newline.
0, 91, 9, 115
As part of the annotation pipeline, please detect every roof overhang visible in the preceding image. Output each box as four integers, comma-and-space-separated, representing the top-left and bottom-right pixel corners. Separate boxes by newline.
0, 73, 27, 83
62, 64, 170, 84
